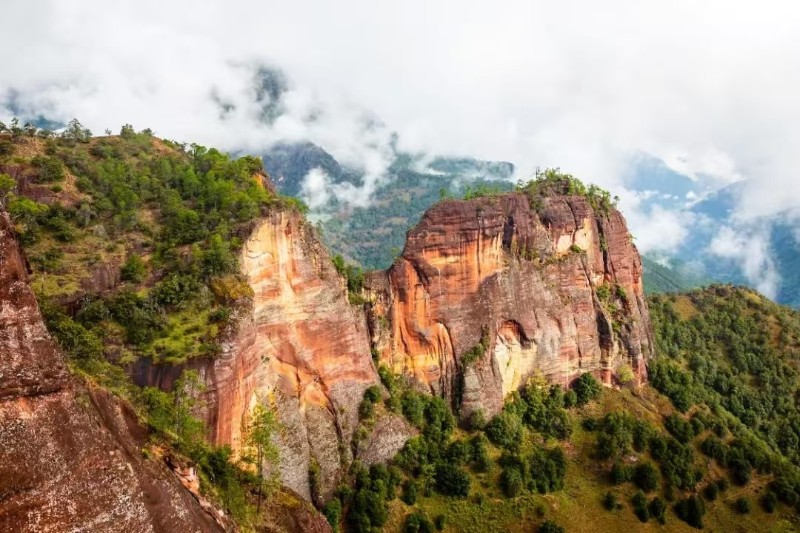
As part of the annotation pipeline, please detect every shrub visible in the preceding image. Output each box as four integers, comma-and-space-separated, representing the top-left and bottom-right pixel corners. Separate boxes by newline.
633, 462, 660, 492
404, 512, 434, 533
664, 414, 695, 444
632, 491, 649, 522
602, 491, 618, 511
735, 497, 750, 514
446, 440, 471, 466
617, 364, 635, 385
538, 520, 565, 533
470, 434, 491, 472
674, 495, 705, 529
363, 385, 381, 404
700, 435, 728, 463
485, 411, 523, 450
434, 514, 446, 530
120, 254, 147, 283
401, 392, 426, 428
401, 480, 418, 505
32, 155, 66, 182
563, 390, 578, 408
761, 491, 777, 513
323, 499, 342, 531
500, 467, 524, 497
434, 464, 470, 497
648, 497, 666, 524
703, 482, 718, 501
467, 409, 486, 430
574, 372, 602, 405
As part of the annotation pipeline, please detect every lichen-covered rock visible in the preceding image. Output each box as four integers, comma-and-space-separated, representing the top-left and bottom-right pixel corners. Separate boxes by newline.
260, 488, 333, 533
366, 193, 652, 419
0, 212, 226, 533
357, 414, 417, 467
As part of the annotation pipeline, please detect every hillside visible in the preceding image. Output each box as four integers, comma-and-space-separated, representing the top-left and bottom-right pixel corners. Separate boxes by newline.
642, 256, 709, 295
347, 287, 800, 532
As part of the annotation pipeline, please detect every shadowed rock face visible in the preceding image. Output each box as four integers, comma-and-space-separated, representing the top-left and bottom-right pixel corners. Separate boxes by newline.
366, 193, 653, 419
205, 211, 381, 502
0, 212, 225, 533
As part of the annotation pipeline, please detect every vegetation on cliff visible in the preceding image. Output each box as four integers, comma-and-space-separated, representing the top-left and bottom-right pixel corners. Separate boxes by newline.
1, 121, 305, 365
321, 287, 800, 532
0, 123, 294, 528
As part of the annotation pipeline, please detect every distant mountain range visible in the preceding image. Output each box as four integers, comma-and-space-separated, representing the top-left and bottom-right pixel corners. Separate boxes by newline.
262, 141, 800, 308
261, 141, 514, 268
624, 156, 800, 307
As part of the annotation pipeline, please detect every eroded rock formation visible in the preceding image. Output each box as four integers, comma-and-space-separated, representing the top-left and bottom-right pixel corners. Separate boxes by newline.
0, 212, 225, 533
205, 211, 381, 502
366, 192, 652, 419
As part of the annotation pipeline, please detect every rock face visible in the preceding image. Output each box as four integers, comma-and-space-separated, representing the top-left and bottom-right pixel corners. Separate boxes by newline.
204, 210, 381, 503
366, 193, 653, 419
0, 212, 225, 533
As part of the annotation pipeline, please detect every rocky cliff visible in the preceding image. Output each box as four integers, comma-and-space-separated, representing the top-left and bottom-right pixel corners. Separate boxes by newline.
365, 192, 652, 419
203, 210, 382, 503
0, 212, 225, 533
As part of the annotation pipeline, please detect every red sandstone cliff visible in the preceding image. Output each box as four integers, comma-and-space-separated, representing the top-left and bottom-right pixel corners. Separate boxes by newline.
204, 210, 383, 503
365, 192, 653, 419
0, 212, 226, 533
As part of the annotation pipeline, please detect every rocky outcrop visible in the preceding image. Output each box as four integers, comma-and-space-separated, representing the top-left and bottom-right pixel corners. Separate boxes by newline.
0, 212, 226, 533
203, 210, 381, 503
366, 192, 652, 419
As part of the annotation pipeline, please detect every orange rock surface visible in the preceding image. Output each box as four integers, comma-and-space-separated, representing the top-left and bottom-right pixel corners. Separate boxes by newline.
366, 193, 652, 418
206, 211, 379, 502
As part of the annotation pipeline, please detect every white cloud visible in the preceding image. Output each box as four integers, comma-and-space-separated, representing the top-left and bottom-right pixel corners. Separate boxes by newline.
617, 190, 692, 254
299, 168, 332, 210
2, 0, 800, 253
709, 225, 780, 298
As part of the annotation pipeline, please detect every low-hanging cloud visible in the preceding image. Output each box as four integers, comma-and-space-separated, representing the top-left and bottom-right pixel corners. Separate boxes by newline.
709, 225, 780, 298
2, 0, 800, 275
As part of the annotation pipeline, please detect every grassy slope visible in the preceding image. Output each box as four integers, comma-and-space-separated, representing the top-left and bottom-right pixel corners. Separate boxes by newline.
642, 255, 710, 295
380, 389, 797, 532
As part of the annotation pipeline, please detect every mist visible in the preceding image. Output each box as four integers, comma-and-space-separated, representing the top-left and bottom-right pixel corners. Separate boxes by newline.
2, 0, 800, 294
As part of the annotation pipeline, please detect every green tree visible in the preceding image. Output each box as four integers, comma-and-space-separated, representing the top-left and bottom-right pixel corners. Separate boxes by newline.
324, 499, 342, 531
120, 254, 147, 283
633, 462, 660, 492
172, 370, 207, 453
0, 173, 15, 208
574, 372, 602, 405
243, 402, 280, 513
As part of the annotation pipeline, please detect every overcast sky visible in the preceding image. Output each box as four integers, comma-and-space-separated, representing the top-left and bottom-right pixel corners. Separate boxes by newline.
2, 1, 800, 293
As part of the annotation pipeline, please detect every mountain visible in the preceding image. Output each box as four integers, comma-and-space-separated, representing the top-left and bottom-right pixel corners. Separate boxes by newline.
624, 158, 800, 308
642, 256, 711, 294
261, 142, 514, 269
4, 127, 800, 532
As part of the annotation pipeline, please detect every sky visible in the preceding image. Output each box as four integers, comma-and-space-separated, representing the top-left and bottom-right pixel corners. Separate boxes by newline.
2, 0, 800, 295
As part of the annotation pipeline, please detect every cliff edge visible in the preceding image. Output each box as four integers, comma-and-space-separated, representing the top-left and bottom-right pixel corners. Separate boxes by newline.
366, 190, 652, 419
0, 211, 226, 533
